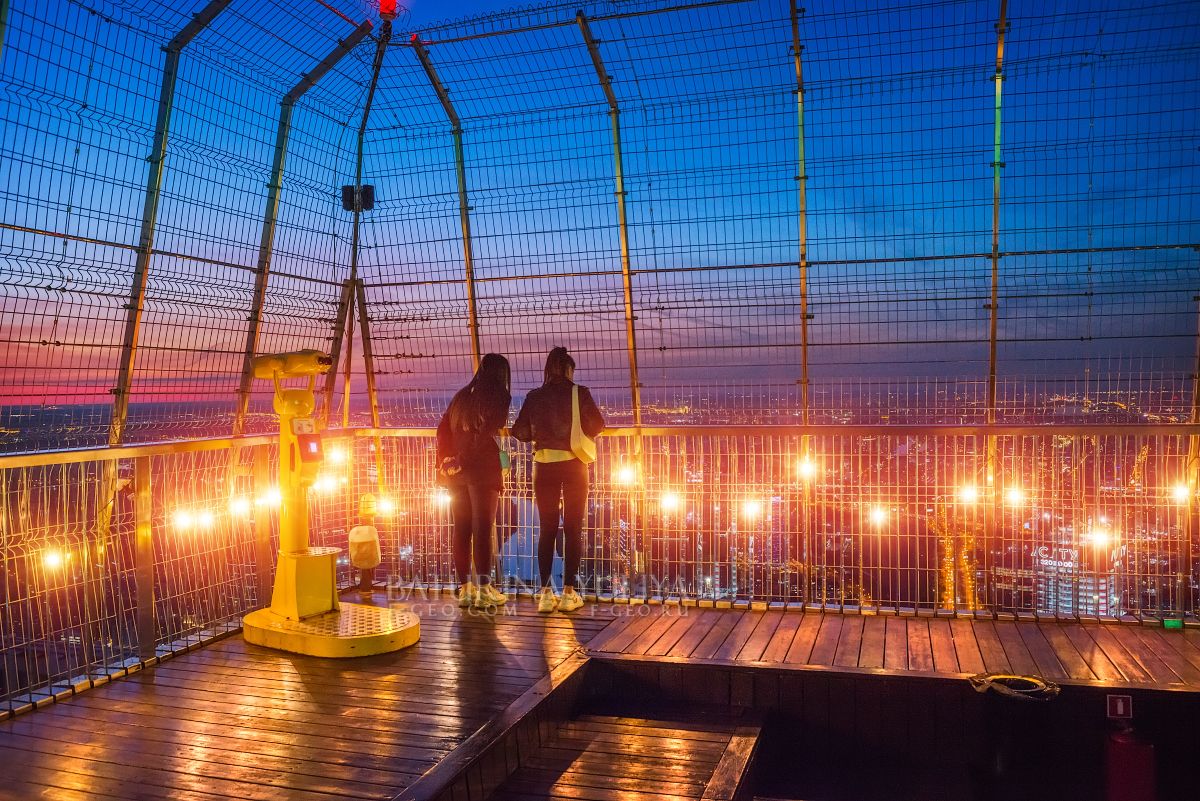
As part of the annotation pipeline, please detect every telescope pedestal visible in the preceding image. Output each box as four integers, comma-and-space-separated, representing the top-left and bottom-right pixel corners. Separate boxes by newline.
243, 546, 419, 657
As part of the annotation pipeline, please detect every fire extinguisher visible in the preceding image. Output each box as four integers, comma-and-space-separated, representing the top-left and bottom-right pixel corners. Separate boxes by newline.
1105, 725, 1155, 801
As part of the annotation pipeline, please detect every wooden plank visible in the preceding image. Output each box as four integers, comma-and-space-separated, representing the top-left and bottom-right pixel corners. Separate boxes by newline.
595, 610, 664, 655
949, 619, 986, 675
1037, 624, 1098, 682
700, 724, 761, 801
1079, 625, 1153, 684
1127, 628, 1200, 687
1014, 622, 1070, 680
883, 616, 909, 671
971, 621, 1012, 674
666, 610, 725, 658
857, 616, 886, 669
1107, 625, 1187, 686
782, 613, 823, 664
906, 618, 935, 672
734, 610, 784, 662
1060, 624, 1123, 682
689, 611, 743, 660
758, 613, 803, 663
807, 615, 844, 666
712, 612, 766, 662
642, 614, 699, 658
832, 616, 865, 668
927, 619, 960, 673
624, 609, 688, 656
992, 621, 1039, 675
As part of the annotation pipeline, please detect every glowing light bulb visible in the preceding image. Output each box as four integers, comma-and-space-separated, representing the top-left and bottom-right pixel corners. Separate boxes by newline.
742, 498, 763, 519
173, 510, 195, 530
660, 492, 682, 513
378, 497, 396, 516
1090, 528, 1112, 549
43, 549, 65, 570
196, 510, 215, 529
797, 458, 817, 480
327, 447, 348, 465
869, 507, 887, 527
1004, 487, 1025, 506
313, 475, 337, 493
1172, 484, 1190, 505
959, 485, 979, 504
614, 465, 638, 485
229, 496, 252, 517
256, 487, 282, 507
433, 489, 451, 508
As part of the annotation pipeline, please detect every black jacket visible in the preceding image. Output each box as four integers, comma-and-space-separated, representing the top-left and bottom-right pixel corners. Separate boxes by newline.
511, 379, 605, 453
436, 388, 510, 488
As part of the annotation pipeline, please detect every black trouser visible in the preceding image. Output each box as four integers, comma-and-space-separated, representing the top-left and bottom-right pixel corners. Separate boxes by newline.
450, 483, 500, 584
533, 459, 589, 589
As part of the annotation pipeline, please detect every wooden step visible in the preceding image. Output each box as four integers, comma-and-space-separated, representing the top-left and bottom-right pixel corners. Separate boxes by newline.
486, 711, 761, 801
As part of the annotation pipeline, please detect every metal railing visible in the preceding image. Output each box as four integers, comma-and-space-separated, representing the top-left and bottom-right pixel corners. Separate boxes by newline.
3, 423, 1198, 716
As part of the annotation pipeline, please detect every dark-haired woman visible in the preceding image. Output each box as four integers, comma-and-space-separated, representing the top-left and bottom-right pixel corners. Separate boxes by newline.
512, 347, 605, 612
437, 353, 512, 609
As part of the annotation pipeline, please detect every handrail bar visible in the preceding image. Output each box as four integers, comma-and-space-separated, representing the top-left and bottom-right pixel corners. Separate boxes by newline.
3, 422, 1198, 469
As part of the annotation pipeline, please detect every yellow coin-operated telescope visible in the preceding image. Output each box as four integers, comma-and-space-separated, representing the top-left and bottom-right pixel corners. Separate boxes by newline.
240, 349, 419, 658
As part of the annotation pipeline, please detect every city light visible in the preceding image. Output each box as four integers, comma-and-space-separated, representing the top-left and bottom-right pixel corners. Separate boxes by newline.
1171, 483, 1191, 505
327, 446, 348, 465
42, 549, 66, 570
797, 458, 818, 480
173, 510, 195, 530
660, 491, 682, 513
958, 485, 979, 504
741, 498, 763, 520
229, 496, 252, 518
256, 487, 282, 507
614, 464, 639, 485
377, 497, 397, 516
869, 506, 887, 527
197, 510, 216, 529
1004, 486, 1026, 506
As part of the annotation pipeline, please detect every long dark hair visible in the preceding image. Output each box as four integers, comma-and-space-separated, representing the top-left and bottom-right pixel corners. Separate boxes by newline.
449, 353, 511, 432
543, 346, 575, 385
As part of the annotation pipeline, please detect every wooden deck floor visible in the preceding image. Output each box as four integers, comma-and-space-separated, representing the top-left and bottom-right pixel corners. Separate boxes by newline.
586, 606, 1200, 690
0, 595, 607, 801
2, 601, 1198, 801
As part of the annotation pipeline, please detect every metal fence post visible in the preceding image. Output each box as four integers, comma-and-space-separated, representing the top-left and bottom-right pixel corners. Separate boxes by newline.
411, 36, 482, 371
252, 444, 274, 608
577, 12, 643, 430
325, 20, 393, 424
134, 456, 156, 660
109, 0, 232, 447
234, 20, 373, 435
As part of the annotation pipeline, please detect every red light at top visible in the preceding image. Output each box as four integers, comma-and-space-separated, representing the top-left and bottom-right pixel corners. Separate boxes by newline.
380, 0, 397, 19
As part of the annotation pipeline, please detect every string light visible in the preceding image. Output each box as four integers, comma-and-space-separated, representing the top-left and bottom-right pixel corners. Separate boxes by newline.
173, 510, 195, 530
742, 498, 763, 519
196, 510, 216, 529
229, 496, 252, 517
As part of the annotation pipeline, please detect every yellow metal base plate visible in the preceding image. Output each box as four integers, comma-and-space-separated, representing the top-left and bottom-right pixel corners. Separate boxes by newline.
243, 602, 420, 658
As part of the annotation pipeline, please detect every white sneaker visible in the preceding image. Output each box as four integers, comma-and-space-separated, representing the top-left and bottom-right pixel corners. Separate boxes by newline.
537, 587, 559, 613
475, 583, 508, 608
558, 587, 584, 613
458, 582, 477, 608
